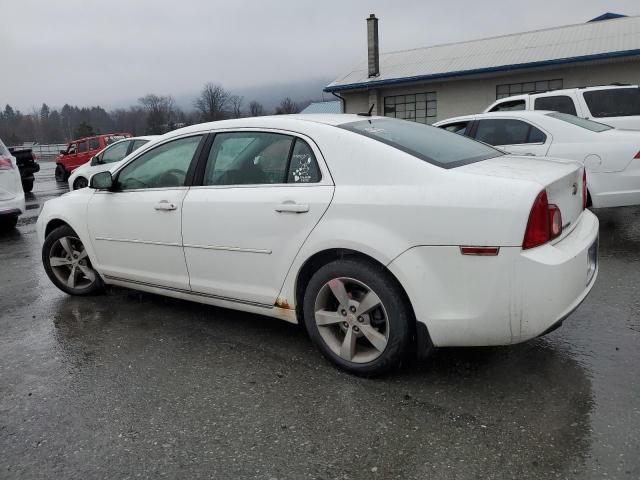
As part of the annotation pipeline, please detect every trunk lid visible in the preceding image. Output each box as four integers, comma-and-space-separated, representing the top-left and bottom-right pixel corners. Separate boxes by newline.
0, 154, 21, 201
459, 155, 584, 236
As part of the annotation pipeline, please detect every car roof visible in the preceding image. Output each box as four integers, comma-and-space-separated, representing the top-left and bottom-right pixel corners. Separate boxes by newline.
435, 110, 555, 125
490, 84, 639, 104
163, 114, 380, 139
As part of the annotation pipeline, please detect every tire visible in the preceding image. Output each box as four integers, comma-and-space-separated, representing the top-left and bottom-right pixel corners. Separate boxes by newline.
21, 178, 34, 193
73, 176, 88, 190
42, 225, 104, 296
0, 215, 18, 232
302, 258, 413, 376
54, 164, 69, 183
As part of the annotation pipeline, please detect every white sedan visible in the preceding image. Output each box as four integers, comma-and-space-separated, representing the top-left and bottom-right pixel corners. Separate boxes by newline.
68, 135, 157, 190
37, 115, 598, 375
434, 111, 640, 208
0, 137, 25, 231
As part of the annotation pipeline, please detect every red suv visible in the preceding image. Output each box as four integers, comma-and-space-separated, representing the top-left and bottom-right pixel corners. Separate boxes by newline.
55, 133, 131, 182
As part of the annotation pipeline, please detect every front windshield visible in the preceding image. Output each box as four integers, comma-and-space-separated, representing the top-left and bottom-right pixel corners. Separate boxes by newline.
340, 118, 502, 168
546, 112, 613, 132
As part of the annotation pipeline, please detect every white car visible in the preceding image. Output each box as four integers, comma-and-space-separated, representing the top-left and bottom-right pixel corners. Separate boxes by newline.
37, 115, 598, 374
68, 136, 157, 190
0, 137, 26, 231
484, 84, 640, 130
435, 111, 640, 208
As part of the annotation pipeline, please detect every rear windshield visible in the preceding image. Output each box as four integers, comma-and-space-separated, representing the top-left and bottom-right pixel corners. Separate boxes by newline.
583, 88, 640, 118
340, 118, 502, 168
546, 112, 613, 132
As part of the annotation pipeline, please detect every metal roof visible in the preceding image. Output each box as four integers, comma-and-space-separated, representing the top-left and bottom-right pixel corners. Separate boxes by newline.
326, 15, 640, 92
300, 101, 343, 114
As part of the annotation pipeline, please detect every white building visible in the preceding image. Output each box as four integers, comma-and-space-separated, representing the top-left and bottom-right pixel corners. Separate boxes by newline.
325, 13, 640, 123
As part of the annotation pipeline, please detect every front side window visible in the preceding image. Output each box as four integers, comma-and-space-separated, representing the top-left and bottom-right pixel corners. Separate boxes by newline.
66, 143, 77, 155
88, 137, 101, 151
489, 100, 526, 112
583, 88, 640, 118
203, 132, 322, 186
384, 92, 437, 124
534, 95, 577, 115
340, 118, 502, 169
116, 135, 202, 190
131, 139, 150, 151
546, 112, 613, 132
475, 119, 546, 145
440, 122, 470, 136
101, 140, 131, 164
77, 141, 88, 153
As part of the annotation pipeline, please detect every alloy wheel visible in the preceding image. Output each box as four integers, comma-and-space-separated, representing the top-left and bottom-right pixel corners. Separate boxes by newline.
48, 235, 96, 289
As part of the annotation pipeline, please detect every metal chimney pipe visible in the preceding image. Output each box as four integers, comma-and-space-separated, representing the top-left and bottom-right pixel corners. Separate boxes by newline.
367, 14, 380, 78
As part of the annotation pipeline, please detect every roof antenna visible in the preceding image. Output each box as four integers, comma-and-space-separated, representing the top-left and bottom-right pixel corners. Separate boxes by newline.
358, 103, 375, 116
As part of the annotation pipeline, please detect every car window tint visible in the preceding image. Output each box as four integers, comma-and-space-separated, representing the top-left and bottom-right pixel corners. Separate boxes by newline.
583, 88, 640, 117
341, 118, 501, 169
131, 139, 149, 151
441, 122, 469, 135
102, 141, 131, 164
77, 141, 88, 153
546, 112, 613, 132
534, 96, 577, 115
67, 143, 77, 154
88, 137, 101, 150
287, 139, 321, 183
117, 135, 202, 190
489, 100, 526, 112
204, 132, 294, 186
475, 119, 545, 145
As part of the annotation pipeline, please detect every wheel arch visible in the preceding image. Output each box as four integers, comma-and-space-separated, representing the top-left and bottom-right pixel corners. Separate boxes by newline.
45, 218, 73, 238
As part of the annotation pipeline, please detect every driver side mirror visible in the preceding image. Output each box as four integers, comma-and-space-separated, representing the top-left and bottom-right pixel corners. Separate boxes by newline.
90, 171, 114, 190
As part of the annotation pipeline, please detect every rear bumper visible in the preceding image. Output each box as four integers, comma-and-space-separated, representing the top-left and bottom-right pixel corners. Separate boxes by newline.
0, 193, 25, 218
387, 210, 599, 347
589, 161, 640, 208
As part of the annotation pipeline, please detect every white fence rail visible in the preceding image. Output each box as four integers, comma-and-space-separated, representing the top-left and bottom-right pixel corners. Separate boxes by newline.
15, 143, 68, 159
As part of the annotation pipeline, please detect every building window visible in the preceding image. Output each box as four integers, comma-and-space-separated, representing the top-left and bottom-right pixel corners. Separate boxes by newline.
384, 92, 437, 124
496, 79, 563, 99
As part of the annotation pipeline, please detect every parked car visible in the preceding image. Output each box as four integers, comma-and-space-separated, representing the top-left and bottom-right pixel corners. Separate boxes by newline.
0, 138, 26, 231
55, 133, 131, 182
434, 111, 640, 208
68, 136, 158, 190
37, 115, 598, 375
7, 146, 40, 193
484, 84, 640, 130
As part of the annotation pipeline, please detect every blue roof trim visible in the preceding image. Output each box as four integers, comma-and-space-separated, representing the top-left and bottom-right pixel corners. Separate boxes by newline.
324, 49, 640, 93
588, 13, 627, 22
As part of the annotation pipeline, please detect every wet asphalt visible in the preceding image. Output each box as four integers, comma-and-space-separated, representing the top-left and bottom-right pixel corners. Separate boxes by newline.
1, 161, 639, 480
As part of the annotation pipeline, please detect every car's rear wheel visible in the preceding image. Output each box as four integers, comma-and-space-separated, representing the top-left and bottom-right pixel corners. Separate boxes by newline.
0, 215, 18, 232
303, 259, 413, 376
21, 178, 34, 193
54, 164, 68, 183
73, 176, 88, 190
42, 225, 104, 295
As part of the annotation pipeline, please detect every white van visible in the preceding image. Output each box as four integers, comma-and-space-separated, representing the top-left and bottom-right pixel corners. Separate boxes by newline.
484, 85, 640, 130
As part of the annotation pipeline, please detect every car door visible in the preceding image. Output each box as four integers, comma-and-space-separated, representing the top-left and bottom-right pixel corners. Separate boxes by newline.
181, 130, 334, 306
87, 134, 205, 289
72, 140, 91, 170
473, 118, 550, 156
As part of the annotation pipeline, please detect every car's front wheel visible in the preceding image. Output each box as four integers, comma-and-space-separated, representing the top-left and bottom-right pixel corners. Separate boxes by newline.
54, 164, 68, 183
73, 176, 88, 190
42, 225, 104, 295
303, 259, 413, 376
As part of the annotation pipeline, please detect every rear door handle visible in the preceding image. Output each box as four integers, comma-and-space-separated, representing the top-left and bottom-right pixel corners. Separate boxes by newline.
154, 200, 177, 211
275, 201, 309, 213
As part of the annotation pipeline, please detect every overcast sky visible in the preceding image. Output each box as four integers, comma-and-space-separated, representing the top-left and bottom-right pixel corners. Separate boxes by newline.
2, 0, 639, 111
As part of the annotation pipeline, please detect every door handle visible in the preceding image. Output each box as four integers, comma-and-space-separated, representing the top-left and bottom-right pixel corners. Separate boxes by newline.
275, 201, 309, 213
154, 200, 177, 211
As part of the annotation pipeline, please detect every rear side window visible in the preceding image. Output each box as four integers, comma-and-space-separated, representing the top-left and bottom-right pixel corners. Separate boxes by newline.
77, 141, 88, 153
534, 96, 577, 116
489, 100, 526, 112
102, 141, 131, 164
287, 139, 321, 183
475, 119, 546, 145
583, 88, 640, 117
131, 139, 149, 151
88, 137, 101, 150
340, 118, 502, 169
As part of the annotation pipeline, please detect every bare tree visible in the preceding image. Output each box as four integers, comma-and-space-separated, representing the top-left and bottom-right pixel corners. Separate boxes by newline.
248, 100, 264, 117
138, 94, 176, 134
229, 95, 244, 118
275, 97, 300, 115
194, 83, 229, 121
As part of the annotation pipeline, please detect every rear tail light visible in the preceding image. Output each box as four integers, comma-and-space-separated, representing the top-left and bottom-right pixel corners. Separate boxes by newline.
522, 190, 563, 250
634, 151, 640, 159
582, 169, 587, 210
31, 152, 37, 161
0, 156, 13, 170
